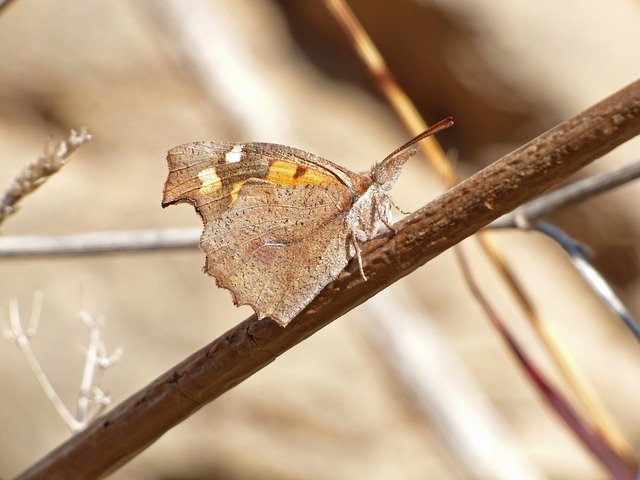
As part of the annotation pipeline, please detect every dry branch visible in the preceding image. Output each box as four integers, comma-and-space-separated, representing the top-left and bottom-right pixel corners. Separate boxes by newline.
492, 159, 640, 228
0, 128, 91, 229
15, 80, 640, 480
0, 228, 200, 258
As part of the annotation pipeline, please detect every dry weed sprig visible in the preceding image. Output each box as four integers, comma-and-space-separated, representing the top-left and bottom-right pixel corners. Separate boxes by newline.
0, 128, 91, 229
1, 294, 122, 432
322, 0, 636, 462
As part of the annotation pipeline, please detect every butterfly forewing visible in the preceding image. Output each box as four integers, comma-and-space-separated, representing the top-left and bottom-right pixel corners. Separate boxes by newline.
163, 142, 355, 213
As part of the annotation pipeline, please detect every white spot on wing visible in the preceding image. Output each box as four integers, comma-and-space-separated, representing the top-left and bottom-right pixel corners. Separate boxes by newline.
225, 144, 243, 164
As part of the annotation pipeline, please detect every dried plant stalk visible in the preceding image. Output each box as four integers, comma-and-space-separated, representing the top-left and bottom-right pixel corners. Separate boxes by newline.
0, 128, 91, 228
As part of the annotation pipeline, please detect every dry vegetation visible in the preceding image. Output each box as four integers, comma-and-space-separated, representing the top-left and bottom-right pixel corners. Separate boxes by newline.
1, 1, 639, 479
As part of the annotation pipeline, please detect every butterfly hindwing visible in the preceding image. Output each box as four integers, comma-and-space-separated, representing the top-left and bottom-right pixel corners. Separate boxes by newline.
202, 179, 353, 324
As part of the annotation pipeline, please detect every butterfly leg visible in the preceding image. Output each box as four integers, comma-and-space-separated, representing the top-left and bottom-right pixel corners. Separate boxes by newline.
379, 214, 398, 235
388, 196, 411, 215
376, 195, 404, 235
350, 232, 368, 281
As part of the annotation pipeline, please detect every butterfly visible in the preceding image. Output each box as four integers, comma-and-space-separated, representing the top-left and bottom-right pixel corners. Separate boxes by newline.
162, 118, 452, 326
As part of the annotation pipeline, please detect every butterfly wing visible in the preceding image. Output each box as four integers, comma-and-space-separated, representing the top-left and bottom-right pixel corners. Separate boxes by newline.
202, 178, 353, 325
163, 142, 363, 325
163, 141, 357, 216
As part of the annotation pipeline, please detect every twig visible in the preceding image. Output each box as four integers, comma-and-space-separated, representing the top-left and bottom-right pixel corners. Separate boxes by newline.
1, 295, 121, 432
323, 0, 454, 184
74, 311, 122, 425
0, 228, 200, 258
536, 221, 640, 341
491, 159, 640, 229
1, 294, 77, 428
0, 127, 91, 229
453, 246, 635, 479
475, 229, 637, 461
15, 79, 640, 480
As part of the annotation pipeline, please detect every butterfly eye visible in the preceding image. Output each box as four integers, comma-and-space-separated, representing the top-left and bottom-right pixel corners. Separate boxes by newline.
372, 166, 386, 185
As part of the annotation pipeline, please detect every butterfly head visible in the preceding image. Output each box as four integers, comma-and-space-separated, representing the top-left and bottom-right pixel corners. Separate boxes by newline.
371, 117, 454, 190
371, 147, 418, 190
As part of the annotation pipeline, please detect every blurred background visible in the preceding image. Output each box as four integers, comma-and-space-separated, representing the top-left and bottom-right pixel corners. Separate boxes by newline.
0, 1, 639, 478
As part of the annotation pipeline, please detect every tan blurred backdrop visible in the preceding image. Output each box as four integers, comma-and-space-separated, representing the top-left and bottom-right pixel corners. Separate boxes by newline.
1, 1, 639, 479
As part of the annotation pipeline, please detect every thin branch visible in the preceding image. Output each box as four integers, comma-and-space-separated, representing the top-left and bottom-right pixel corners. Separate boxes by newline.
75, 312, 122, 425
322, 0, 455, 184
474, 228, 637, 460
0, 228, 200, 258
452, 246, 635, 480
15, 79, 640, 480
3, 297, 81, 430
0, 128, 91, 229
491, 159, 640, 229
536, 221, 640, 341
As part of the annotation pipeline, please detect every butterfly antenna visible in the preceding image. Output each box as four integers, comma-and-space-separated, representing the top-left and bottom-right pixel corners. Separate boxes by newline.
381, 117, 454, 163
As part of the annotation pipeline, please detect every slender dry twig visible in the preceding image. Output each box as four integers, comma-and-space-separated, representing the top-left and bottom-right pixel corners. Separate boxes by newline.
15, 80, 640, 480
1, 295, 121, 432
535, 221, 640, 341
323, 0, 454, 184
492, 159, 640, 229
475, 227, 636, 460
0, 128, 91, 229
453, 246, 635, 480
322, 0, 635, 460
0, 228, 200, 258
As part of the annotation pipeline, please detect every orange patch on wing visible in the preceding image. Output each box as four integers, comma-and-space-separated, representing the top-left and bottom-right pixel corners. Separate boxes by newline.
229, 180, 246, 204
266, 160, 339, 187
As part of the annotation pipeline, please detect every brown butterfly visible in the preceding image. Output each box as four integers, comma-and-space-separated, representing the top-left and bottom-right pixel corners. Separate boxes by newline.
162, 118, 453, 326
